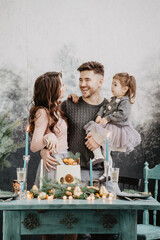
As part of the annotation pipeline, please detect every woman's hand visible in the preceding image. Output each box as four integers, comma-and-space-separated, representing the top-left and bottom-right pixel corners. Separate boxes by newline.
85, 132, 100, 151
68, 94, 79, 103
95, 115, 101, 123
40, 149, 58, 172
43, 133, 58, 154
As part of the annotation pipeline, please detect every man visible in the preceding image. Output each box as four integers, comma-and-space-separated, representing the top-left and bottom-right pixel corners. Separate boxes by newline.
41, 61, 108, 182
41, 61, 115, 240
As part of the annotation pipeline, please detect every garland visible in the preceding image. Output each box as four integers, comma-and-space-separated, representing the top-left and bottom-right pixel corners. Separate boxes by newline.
28, 178, 113, 200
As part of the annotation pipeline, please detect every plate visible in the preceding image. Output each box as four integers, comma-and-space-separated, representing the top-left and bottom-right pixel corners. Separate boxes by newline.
117, 190, 152, 199
0, 191, 18, 200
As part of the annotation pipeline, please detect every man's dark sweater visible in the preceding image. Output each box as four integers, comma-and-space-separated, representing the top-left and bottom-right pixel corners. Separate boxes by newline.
61, 97, 108, 170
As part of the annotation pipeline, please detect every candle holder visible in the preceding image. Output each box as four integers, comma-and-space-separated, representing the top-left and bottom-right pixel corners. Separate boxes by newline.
12, 180, 20, 194
23, 155, 30, 192
104, 161, 109, 188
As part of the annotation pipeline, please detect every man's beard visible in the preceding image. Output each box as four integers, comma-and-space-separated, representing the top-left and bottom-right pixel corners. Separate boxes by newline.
81, 88, 97, 98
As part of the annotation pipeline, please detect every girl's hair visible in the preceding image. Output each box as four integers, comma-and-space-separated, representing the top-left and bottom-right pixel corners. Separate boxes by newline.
113, 72, 136, 104
29, 71, 66, 136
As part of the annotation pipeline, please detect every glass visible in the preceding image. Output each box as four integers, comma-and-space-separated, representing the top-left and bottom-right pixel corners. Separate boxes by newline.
23, 155, 30, 191
111, 168, 119, 194
16, 168, 26, 199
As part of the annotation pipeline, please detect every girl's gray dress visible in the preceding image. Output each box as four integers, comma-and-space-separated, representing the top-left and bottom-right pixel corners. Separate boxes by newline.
84, 96, 141, 154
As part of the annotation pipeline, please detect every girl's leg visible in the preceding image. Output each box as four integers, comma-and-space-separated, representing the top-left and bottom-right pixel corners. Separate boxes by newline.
99, 150, 112, 183
92, 147, 104, 165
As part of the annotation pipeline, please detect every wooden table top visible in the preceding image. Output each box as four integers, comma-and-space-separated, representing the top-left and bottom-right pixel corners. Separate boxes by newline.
0, 197, 160, 211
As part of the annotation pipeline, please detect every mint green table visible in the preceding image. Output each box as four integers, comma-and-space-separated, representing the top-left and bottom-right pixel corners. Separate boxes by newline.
0, 198, 160, 240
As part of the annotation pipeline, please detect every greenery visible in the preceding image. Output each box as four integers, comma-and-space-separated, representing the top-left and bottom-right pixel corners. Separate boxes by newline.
0, 112, 23, 170
67, 151, 80, 160
30, 178, 99, 200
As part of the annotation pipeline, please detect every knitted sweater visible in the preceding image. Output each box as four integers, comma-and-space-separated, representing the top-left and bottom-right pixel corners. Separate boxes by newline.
61, 97, 108, 170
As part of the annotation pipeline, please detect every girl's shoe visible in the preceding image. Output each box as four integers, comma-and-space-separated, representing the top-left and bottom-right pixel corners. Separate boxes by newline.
91, 158, 104, 166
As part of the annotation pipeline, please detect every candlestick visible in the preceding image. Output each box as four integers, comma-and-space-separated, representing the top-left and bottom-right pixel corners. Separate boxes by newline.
22, 155, 30, 192
40, 159, 43, 189
90, 159, 93, 186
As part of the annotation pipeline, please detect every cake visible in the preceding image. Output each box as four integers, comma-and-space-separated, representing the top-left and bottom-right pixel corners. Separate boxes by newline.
56, 165, 81, 184
55, 152, 81, 184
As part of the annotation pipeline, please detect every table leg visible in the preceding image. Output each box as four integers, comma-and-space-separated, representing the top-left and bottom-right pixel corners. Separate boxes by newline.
119, 210, 137, 240
3, 211, 21, 240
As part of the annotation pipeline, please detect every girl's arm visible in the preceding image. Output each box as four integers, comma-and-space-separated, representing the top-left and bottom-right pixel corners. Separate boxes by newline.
96, 105, 106, 118
30, 108, 57, 152
105, 99, 131, 123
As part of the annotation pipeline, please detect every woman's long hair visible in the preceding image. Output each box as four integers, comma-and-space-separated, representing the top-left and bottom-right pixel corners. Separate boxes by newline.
29, 72, 66, 136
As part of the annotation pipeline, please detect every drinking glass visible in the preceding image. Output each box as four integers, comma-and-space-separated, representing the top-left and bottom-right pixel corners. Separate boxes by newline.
16, 168, 26, 199
110, 168, 119, 194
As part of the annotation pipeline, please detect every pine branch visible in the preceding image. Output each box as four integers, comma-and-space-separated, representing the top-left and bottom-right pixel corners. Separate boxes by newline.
0, 113, 23, 171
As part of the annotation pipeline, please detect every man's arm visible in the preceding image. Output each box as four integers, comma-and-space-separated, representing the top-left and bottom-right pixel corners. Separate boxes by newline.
40, 149, 58, 172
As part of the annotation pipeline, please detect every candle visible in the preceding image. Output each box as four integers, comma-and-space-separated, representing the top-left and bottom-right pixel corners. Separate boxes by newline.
68, 196, 73, 200
90, 193, 95, 201
102, 195, 106, 200
106, 138, 109, 162
25, 126, 29, 156
40, 159, 43, 189
90, 159, 93, 186
47, 195, 54, 200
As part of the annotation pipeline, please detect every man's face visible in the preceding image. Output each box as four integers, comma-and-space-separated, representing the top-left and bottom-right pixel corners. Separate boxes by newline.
79, 70, 103, 98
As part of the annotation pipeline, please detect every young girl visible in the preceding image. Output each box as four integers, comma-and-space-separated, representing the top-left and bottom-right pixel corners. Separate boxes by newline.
29, 71, 68, 184
84, 72, 141, 171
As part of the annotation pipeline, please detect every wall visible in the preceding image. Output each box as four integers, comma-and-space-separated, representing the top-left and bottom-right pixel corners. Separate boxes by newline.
0, 0, 160, 239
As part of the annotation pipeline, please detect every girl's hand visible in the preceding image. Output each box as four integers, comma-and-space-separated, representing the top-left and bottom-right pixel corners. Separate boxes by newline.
43, 133, 58, 154
40, 149, 58, 172
68, 94, 79, 103
100, 117, 108, 127
95, 115, 101, 123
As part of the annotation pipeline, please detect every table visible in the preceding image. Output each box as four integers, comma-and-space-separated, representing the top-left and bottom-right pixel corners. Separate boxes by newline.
0, 197, 160, 240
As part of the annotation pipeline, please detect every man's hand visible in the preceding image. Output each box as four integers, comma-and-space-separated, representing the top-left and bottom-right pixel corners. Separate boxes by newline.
40, 149, 58, 172
68, 94, 79, 103
100, 117, 108, 127
85, 133, 100, 151
95, 115, 102, 123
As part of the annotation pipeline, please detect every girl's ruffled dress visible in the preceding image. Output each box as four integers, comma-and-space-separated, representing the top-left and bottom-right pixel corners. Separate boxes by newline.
84, 96, 141, 154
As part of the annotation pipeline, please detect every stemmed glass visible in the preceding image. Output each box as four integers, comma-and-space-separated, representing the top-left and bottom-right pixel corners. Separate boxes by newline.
16, 168, 26, 199
110, 168, 119, 195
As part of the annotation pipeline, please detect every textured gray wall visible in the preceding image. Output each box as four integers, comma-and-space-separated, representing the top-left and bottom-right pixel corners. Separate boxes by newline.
0, 0, 160, 239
